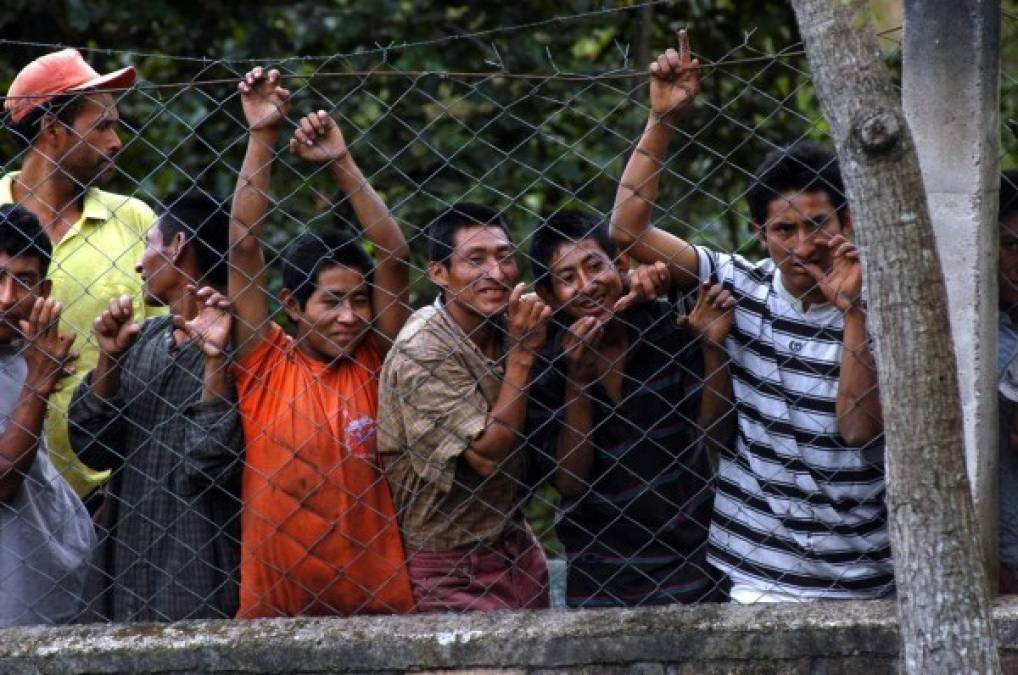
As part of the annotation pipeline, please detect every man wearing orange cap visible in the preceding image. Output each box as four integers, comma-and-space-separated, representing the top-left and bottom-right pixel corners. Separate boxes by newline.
2, 49, 162, 503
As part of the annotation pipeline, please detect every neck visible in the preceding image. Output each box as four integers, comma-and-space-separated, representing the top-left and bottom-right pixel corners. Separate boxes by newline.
14, 154, 83, 236
444, 298, 503, 357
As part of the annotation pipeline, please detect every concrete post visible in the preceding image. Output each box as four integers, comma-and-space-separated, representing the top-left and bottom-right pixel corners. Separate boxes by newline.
902, 0, 1001, 587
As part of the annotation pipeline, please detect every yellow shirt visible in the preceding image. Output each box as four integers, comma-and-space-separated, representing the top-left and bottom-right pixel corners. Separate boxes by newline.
0, 173, 165, 496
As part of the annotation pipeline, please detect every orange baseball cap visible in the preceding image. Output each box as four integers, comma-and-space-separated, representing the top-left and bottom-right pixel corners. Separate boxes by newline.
5, 48, 136, 123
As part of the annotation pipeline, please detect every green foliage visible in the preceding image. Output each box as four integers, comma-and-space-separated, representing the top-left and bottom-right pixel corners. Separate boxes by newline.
0, 2, 829, 554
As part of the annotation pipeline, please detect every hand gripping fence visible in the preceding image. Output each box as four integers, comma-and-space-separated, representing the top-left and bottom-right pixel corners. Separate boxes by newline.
0, 12, 1004, 625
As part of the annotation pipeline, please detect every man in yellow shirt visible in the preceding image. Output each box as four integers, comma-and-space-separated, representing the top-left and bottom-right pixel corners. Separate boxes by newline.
3, 49, 162, 501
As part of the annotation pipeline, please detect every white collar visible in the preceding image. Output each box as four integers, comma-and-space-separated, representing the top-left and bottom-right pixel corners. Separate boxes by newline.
772, 266, 838, 319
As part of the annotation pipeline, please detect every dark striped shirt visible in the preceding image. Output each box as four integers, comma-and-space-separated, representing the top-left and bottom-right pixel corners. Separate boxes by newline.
696, 247, 893, 600
527, 301, 723, 607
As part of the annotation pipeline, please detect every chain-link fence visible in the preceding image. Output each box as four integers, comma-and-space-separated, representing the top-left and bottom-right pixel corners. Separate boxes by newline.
0, 4, 1002, 626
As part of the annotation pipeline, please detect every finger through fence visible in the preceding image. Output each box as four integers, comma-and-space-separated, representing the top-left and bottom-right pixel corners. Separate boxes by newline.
0, 12, 962, 625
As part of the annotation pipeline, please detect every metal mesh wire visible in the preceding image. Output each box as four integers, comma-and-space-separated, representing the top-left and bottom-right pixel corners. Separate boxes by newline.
0, 12, 994, 625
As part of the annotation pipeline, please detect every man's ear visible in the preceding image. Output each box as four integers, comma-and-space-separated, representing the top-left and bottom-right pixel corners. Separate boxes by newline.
752, 222, 766, 247
37, 112, 65, 149
427, 261, 448, 292
278, 288, 302, 324
169, 231, 188, 265
38, 278, 52, 299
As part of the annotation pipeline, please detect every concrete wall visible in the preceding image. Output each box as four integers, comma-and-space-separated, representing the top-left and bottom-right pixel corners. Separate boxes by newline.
5, 598, 1018, 674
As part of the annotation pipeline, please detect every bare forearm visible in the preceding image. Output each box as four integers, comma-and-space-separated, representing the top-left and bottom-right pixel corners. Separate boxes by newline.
836, 309, 882, 444
0, 382, 49, 501
200, 355, 231, 403
232, 129, 279, 248
613, 117, 676, 245
329, 156, 408, 260
90, 351, 123, 401
698, 343, 736, 449
611, 117, 700, 289
329, 155, 410, 346
464, 351, 535, 475
553, 381, 596, 497
230, 129, 278, 353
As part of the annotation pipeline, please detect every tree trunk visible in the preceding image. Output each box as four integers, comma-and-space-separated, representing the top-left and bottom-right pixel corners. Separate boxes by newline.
788, 1, 1000, 673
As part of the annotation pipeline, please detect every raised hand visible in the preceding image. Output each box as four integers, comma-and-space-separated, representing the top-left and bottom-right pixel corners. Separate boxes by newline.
614, 261, 670, 313
239, 66, 292, 132
288, 110, 349, 163
174, 286, 232, 359
561, 316, 604, 384
802, 234, 862, 313
94, 295, 140, 356
679, 281, 736, 347
20, 297, 77, 397
649, 28, 701, 123
507, 283, 553, 355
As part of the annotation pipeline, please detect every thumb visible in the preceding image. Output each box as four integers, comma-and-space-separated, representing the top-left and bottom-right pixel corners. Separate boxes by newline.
613, 289, 637, 313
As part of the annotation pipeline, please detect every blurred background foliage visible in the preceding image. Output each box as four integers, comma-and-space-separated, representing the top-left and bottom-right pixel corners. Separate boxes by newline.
3, 0, 1013, 555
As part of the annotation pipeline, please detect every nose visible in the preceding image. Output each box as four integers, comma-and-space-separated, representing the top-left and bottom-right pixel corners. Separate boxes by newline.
334, 302, 358, 325
792, 228, 816, 258
0, 276, 16, 307
107, 130, 122, 157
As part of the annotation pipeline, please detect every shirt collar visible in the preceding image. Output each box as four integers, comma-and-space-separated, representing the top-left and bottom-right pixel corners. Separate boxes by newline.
1, 171, 111, 225
433, 297, 504, 366
772, 266, 837, 318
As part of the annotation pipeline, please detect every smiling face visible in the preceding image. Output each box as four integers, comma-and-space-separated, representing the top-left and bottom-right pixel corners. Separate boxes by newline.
754, 190, 850, 303
429, 224, 519, 320
0, 251, 49, 344
283, 263, 373, 363
542, 238, 625, 322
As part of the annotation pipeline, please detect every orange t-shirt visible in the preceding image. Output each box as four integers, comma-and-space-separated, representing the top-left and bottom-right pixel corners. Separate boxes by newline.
232, 323, 414, 618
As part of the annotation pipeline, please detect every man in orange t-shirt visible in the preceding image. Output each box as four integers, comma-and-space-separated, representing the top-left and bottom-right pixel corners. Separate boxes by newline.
228, 67, 413, 617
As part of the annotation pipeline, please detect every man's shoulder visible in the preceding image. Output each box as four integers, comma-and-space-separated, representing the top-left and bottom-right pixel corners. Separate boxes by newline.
88, 188, 157, 231
390, 305, 458, 361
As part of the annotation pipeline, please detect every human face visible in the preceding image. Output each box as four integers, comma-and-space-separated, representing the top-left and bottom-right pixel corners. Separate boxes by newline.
755, 190, 849, 303
430, 225, 519, 320
136, 223, 182, 306
284, 264, 373, 363
1000, 213, 1018, 315
55, 93, 122, 186
544, 239, 624, 322
0, 251, 48, 344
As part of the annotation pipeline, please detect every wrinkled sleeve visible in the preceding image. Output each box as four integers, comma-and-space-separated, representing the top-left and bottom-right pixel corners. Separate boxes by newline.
66, 370, 128, 472
177, 385, 244, 496
387, 346, 489, 493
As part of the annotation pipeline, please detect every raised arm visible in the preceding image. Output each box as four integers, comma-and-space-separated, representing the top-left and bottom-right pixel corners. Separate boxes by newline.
230, 67, 291, 359
804, 235, 882, 445
463, 285, 552, 477
680, 282, 737, 452
288, 111, 410, 353
611, 29, 702, 292
1, 298, 75, 502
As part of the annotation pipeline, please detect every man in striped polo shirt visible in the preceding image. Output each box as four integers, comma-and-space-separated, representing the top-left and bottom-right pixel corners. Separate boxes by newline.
609, 32, 890, 602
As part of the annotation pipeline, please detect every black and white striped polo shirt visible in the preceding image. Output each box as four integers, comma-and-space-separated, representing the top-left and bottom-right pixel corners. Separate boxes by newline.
697, 247, 893, 600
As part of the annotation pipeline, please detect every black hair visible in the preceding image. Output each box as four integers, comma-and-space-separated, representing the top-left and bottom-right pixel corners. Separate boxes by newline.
280, 229, 375, 309
0, 203, 51, 276
7, 94, 87, 150
158, 188, 230, 286
746, 141, 847, 227
1002, 170, 1018, 222
426, 202, 511, 264
530, 209, 617, 290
